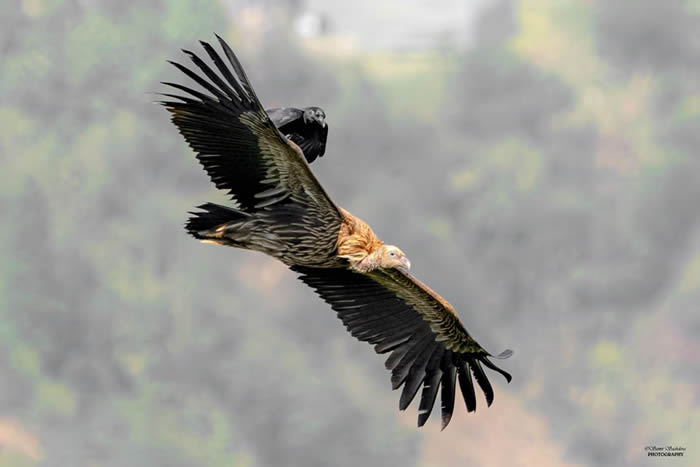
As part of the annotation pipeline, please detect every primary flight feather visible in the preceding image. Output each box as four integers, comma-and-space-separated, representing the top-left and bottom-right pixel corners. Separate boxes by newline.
160, 35, 512, 429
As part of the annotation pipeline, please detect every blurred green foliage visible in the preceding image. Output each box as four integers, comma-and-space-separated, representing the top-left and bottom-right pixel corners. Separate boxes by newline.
1, 0, 699, 466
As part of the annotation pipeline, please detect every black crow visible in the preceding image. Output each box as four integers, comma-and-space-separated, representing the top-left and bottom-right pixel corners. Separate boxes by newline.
267, 107, 328, 164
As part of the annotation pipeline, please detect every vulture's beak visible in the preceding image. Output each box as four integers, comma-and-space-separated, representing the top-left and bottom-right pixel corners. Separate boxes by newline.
401, 257, 411, 271
318, 116, 326, 128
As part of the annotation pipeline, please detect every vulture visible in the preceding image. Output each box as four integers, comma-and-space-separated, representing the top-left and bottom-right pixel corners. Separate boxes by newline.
160, 35, 512, 429
266, 106, 328, 164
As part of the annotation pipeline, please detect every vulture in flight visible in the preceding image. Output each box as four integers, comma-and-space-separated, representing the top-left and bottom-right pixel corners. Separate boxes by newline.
267, 106, 328, 164
160, 35, 512, 429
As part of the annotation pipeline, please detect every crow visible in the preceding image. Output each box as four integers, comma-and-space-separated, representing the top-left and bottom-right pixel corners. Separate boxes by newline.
267, 106, 327, 164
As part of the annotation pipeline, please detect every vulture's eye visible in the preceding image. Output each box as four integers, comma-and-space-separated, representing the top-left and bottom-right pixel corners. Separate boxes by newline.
389, 251, 396, 257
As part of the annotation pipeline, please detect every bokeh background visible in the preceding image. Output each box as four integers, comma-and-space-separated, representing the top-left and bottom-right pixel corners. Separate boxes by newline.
2, 0, 699, 465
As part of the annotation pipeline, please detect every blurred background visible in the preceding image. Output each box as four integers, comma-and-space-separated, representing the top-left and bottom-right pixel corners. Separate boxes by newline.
1, 0, 699, 465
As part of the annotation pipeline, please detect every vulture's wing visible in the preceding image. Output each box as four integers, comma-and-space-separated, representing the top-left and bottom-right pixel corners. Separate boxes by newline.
266, 107, 304, 128
160, 36, 340, 220
292, 265, 512, 429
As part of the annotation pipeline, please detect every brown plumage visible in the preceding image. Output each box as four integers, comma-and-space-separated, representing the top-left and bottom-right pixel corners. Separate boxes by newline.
160, 35, 512, 429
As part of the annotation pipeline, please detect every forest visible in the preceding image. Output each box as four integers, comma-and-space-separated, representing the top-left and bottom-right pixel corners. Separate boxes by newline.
1, 0, 699, 465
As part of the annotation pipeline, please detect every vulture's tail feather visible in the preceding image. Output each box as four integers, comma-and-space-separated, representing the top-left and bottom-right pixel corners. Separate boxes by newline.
186, 203, 250, 239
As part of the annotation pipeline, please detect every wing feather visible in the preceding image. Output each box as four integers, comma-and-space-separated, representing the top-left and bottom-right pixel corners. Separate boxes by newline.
398, 340, 439, 410
390, 329, 435, 390
471, 359, 494, 407
417, 347, 445, 427
199, 40, 246, 101
440, 358, 457, 430
214, 34, 258, 105
457, 360, 477, 413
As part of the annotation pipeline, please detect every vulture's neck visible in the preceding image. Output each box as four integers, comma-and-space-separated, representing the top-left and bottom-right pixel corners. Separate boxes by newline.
352, 251, 384, 273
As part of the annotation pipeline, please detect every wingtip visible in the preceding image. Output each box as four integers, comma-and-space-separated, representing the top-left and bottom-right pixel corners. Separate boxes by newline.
493, 350, 514, 383
495, 349, 514, 359
199, 40, 215, 52
478, 353, 513, 384
167, 60, 187, 72
440, 415, 451, 431
182, 49, 197, 59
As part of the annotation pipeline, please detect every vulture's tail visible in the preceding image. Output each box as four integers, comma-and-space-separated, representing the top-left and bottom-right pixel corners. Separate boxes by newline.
186, 203, 251, 239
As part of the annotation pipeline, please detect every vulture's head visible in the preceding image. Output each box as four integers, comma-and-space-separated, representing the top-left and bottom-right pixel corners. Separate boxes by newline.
378, 245, 411, 272
303, 106, 326, 128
